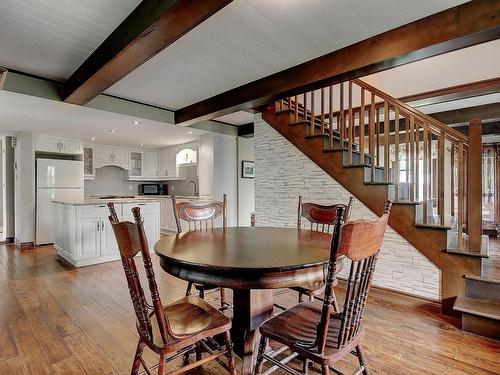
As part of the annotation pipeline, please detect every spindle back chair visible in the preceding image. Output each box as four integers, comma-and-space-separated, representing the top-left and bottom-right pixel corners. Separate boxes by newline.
290, 196, 354, 308
108, 203, 235, 375
297, 196, 354, 233
173, 194, 227, 232
256, 200, 393, 375
172, 194, 230, 310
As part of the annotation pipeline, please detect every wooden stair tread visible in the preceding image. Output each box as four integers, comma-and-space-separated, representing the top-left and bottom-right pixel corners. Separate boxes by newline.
415, 222, 453, 230
453, 296, 500, 320
464, 274, 500, 284
446, 248, 489, 258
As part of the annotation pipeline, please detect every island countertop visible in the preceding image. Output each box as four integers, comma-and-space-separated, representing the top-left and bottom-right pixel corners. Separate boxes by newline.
52, 195, 213, 206
52, 197, 163, 206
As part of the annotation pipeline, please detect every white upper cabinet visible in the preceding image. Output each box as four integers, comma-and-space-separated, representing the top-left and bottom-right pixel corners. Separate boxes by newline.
83, 147, 95, 180
35, 135, 82, 154
94, 146, 129, 169
144, 151, 159, 178
159, 148, 177, 178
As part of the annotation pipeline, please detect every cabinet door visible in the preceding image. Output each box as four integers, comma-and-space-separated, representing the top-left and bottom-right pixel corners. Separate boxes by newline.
159, 150, 169, 177
95, 147, 113, 163
198, 137, 213, 196
113, 149, 129, 164
159, 199, 168, 229
129, 151, 143, 177
145, 151, 159, 177
61, 139, 82, 154
142, 213, 160, 247
83, 147, 94, 177
36, 136, 60, 153
76, 218, 100, 259
100, 219, 119, 256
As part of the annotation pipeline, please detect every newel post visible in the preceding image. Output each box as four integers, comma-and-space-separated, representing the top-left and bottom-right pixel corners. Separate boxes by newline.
467, 119, 482, 252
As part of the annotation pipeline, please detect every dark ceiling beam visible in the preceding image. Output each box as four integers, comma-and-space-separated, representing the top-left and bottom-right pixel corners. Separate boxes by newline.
237, 123, 254, 138
430, 103, 500, 125
63, 0, 233, 105
402, 77, 500, 107
452, 121, 500, 136
175, 0, 500, 125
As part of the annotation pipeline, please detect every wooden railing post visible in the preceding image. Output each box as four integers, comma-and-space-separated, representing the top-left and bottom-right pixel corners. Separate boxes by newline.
467, 119, 483, 252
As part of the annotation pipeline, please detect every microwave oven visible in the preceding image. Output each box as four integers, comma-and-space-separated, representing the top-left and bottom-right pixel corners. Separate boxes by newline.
139, 184, 162, 195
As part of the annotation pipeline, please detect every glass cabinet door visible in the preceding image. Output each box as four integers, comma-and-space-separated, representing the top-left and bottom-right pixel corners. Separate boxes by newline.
83, 147, 94, 176
130, 152, 143, 176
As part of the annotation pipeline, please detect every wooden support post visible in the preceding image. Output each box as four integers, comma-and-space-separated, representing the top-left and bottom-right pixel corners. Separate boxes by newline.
438, 131, 445, 225
467, 119, 483, 252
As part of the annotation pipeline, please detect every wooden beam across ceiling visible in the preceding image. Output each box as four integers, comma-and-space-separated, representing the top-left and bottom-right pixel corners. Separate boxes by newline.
402, 77, 500, 107
175, 0, 500, 125
63, 0, 233, 105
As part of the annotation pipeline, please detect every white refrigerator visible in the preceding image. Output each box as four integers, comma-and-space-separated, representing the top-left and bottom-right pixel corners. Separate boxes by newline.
36, 158, 84, 245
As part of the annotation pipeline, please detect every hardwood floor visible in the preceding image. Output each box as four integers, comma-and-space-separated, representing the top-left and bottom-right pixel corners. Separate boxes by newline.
0, 241, 499, 375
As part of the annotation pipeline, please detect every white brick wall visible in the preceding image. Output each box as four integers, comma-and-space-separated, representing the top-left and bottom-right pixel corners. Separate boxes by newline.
254, 114, 440, 300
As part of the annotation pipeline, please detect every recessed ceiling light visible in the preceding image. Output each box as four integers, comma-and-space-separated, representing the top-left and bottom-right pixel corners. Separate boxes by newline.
132, 121, 140, 125
90, 137, 96, 140
109, 129, 117, 133
188, 131, 193, 134
140, 143, 144, 146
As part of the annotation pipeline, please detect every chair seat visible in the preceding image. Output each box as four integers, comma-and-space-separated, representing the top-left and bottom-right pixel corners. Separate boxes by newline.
193, 283, 219, 291
259, 301, 362, 364
150, 295, 231, 349
290, 278, 338, 296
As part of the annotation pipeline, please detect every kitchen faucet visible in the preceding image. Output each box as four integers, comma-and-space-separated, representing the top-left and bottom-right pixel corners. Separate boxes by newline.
187, 180, 198, 196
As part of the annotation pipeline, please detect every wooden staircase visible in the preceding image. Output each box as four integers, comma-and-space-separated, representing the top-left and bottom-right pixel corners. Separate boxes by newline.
261, 79, 493, 316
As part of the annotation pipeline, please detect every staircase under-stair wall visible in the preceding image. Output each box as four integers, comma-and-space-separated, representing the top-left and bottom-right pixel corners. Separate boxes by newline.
255, 79, 498, 334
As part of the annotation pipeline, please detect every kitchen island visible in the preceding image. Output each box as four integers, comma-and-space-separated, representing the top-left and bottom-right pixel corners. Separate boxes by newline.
53, 198, 161, 267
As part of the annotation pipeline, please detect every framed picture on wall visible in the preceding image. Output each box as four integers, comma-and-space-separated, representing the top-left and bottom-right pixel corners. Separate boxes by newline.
242, 160, 255, 179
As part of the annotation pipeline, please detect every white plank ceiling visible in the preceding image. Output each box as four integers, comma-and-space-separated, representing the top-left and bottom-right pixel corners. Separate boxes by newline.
0, 0, 141, 81
107, 0, 470, 110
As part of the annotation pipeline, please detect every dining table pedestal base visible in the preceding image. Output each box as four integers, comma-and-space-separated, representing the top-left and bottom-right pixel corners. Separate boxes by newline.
232, 289, 274, 375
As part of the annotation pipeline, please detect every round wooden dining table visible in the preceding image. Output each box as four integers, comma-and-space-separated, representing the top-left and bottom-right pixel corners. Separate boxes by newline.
154, 227, 332, 375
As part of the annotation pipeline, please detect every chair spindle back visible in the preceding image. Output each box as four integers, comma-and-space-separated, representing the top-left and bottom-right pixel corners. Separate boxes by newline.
317, 200, 392, 353
297, 196, 354, 233
173, 194, 227, 232
108, 203, 178, 348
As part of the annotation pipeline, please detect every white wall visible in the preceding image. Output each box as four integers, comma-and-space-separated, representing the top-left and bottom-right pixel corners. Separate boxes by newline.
84, 166, 142, 196
254, 114, 440, 300
5, 136, 15, 239
237, 137, 255, 226
14, 132, 35, 244
0, 139, 3, 230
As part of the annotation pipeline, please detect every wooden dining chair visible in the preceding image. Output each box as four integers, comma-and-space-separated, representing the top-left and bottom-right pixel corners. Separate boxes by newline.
292, 196, 354, 309
107, 203, 236, 375
255, 201, 392, 375
172, 195, 230, 310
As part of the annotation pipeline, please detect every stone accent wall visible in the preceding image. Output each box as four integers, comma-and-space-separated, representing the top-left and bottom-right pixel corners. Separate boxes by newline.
254, 113, 440, 300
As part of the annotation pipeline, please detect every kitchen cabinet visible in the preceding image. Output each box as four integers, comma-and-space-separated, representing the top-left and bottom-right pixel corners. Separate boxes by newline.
144, 151, 159, 178
198, 134, 237, 226
54, 202, 155, 267
83, 147, 95, 180
35, 135, 82, 154
160, 197, 178, 233
122, 202, 161, 246
76, 217, 101, 259
159, 148, 177, 178
129, 151, 143, 177
95, 146, 129, 169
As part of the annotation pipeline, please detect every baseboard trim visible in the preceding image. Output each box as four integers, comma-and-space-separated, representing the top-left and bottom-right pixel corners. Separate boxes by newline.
14, 238, 34, 249
337, 277, 440, 303
5, 236, 14, 244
